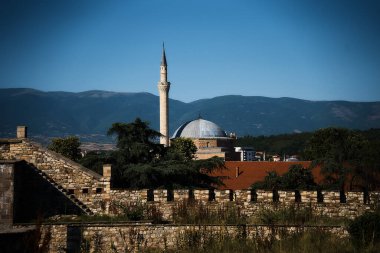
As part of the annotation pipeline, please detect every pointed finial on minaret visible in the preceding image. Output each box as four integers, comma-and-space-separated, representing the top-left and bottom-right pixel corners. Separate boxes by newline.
161, 42, 167, 66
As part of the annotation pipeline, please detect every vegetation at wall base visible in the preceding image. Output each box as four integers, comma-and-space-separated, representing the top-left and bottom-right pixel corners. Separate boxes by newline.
142, 229, 362, 253
172, 200, 247, 225
348, 210, 380, 250
29, 203, 380, 252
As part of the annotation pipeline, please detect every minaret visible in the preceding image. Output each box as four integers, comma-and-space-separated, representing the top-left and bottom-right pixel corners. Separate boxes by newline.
158, 44, 171, 146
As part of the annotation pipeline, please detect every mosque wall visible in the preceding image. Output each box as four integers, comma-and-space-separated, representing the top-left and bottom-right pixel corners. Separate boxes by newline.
193, 138, 218, 148
196, 152, 226, 160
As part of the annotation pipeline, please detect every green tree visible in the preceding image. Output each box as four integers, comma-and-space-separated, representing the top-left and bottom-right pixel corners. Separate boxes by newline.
251, 164, 316, 190
121, 157, 225, 189
166, 137, 197, 161
251, 171, 282, 190
107, 118, 164, 164
304, 127, 369, 190
48, 136, 81, 162
235, 132, 312, 158
79, 151, 115, 175
280, 164, 316, 190
348, 211, 380, 249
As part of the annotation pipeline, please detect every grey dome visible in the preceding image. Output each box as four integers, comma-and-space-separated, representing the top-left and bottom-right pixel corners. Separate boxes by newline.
172, 118, 227, 139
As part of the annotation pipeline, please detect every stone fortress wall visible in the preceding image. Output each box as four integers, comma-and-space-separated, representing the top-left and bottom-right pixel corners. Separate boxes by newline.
110, 188, 379, 220
2, 126, 380, 252
0, 127, 111, 215
1, 127, 379, 220
42, 223, 348, 253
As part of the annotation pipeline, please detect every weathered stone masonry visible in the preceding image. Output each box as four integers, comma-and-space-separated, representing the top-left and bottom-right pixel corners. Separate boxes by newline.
109, 188, 379, 220
0, 138, 111, 215
0, 161, 15, 229
41, 223, 349, 253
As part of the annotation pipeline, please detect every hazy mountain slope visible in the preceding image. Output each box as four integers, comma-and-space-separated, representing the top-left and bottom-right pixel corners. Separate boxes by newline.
0, 88, 379, 139
186, 95, 380, 135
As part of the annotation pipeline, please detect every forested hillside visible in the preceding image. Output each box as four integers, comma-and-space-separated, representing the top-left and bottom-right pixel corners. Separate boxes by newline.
1, 88, 379, 141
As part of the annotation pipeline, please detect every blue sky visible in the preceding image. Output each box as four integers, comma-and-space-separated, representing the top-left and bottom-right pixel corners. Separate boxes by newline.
0, 0, 379, 102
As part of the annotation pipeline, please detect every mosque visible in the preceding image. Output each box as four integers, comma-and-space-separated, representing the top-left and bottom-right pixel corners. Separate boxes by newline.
157, 46, 239, 160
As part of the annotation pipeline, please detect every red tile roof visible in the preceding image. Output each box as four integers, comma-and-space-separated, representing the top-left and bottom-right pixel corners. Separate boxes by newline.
211, 161, 322, 190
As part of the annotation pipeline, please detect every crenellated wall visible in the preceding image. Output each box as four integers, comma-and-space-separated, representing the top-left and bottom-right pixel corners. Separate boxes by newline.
1, 135, 379, 221
109, 188, 379, 220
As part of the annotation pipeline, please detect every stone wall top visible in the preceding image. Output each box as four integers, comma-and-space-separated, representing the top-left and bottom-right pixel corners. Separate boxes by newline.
0, 159, 22, 164
110, 188, 379, 205
26, 140, 102, 180
0, 139, 22, 144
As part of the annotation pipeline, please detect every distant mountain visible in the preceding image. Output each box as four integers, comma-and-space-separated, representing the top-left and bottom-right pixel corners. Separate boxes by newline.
0, 88, 379, 141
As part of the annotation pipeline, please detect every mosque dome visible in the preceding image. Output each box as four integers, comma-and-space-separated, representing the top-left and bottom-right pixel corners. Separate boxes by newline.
172, 118, 227, 139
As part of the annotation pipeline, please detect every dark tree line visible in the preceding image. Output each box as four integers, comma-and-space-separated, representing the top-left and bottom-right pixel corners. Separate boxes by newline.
251, 127, 380, 191
235, 132, 313, 158
251, 164, 317, 191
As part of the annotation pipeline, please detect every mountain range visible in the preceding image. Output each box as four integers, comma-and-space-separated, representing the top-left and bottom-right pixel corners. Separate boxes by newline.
1, 88, 379, 141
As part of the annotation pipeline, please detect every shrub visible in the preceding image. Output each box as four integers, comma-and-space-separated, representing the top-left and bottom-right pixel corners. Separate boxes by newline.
348, 211, 380, 249
171, 200, 247, 225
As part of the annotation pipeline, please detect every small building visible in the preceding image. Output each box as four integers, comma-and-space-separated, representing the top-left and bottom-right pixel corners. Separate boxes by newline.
271, 154, 281, 162
234, 147, 255, 161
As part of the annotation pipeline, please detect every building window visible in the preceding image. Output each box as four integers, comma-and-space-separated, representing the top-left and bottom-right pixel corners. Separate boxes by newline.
96, 188, 103, 194
82, 188, 89, 194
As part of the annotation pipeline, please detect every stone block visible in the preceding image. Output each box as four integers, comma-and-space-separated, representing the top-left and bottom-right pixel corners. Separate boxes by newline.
102, 164, 112, 179
17, 126, 27, 138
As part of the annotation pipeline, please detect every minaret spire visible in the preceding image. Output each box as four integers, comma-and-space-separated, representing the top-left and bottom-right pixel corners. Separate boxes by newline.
158, 44, 171, 147
161, 42, 167, 67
